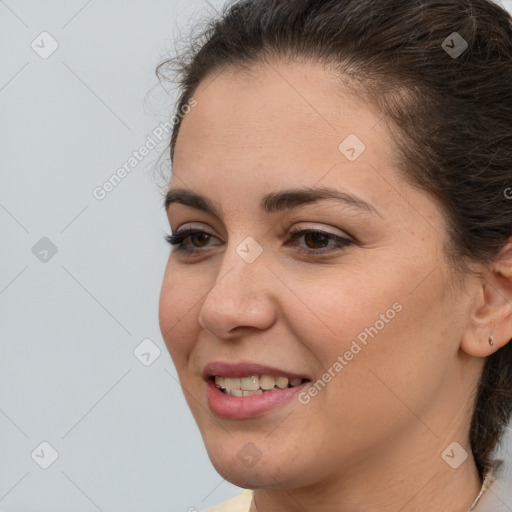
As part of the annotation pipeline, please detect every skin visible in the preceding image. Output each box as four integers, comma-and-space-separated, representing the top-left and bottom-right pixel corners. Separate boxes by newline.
158, 59, 512, 512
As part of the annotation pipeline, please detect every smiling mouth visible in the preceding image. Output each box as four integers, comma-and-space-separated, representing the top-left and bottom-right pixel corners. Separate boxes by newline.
213, 375, 310, 396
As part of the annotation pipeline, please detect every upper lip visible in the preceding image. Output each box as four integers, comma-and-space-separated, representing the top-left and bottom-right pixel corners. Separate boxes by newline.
203, 361, 312, 381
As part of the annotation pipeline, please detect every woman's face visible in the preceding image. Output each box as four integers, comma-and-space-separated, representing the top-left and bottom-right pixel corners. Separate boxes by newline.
159, 60, 482, 490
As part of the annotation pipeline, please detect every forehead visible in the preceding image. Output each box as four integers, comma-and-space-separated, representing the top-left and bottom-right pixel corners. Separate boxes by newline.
170, 60, 408, 220
175, 60, 388, 156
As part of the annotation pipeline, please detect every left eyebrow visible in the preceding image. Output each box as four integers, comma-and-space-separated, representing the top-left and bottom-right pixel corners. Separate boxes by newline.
164, 186, 382, 218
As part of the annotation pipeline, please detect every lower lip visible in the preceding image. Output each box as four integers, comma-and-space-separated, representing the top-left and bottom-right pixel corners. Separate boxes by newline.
206, 378, 309, 419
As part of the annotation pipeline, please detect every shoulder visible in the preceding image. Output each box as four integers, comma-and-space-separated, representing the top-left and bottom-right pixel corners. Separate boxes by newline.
471, 459, 512, 512
203, 489, 253, 512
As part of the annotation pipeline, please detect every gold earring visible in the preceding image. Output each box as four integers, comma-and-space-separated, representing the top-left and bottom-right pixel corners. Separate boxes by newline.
489, 335, 495, 347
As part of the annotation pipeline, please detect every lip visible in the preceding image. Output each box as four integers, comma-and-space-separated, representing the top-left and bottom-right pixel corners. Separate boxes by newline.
203, 361, 312, 419
206, 378, 310, 419
202, 361, 311, 380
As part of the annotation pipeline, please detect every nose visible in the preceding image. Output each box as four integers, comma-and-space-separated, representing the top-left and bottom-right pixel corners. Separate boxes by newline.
198, 243, 277, 339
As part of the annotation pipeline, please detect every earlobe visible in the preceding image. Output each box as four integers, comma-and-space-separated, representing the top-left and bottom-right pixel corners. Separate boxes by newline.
460, 330, 498, 358
460, 239, 512, 358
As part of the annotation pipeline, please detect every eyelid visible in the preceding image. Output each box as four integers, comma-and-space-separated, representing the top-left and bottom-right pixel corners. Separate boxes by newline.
166, 222, 356, 257
173, 222, 217, 236
171, 222, 356, 246
173, 221, 349, 237
288, 222, 351, 239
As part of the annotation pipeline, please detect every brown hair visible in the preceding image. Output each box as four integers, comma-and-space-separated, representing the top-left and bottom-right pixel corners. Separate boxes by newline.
157, 0, 512, 478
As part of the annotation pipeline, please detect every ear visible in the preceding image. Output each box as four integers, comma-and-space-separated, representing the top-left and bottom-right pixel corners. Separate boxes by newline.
460, 238, 512, 358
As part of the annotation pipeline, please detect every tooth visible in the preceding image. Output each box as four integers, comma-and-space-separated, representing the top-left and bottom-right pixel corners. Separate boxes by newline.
275, 376, 289, 389
226, 389, 243, 397
242, 389, 263, 396
224, 377, 241, 390
241, 376, 260, 390
260, 375, 276, 390
290, 378, 302, 386
215, 376, 224, 387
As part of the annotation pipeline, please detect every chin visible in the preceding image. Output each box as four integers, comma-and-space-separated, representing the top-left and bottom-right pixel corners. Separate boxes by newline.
203, 435, 308, 490
212, 460, 272, 489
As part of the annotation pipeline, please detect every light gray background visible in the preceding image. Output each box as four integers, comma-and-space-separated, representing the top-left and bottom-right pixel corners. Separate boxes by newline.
1, 1, 512, 511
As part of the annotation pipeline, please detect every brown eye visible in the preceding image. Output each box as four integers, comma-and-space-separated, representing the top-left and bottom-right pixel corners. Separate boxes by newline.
190, 232, 211, 247
164, 229, 221, 253
303, 231, 330, 249
286, 228, 355, 255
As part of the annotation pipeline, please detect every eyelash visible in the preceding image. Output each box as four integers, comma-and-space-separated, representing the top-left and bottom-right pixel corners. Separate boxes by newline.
164, 227, 354, 256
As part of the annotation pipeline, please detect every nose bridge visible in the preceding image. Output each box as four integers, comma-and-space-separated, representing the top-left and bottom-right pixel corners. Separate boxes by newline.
211, 232, 268, 298
198, 237, 276, 336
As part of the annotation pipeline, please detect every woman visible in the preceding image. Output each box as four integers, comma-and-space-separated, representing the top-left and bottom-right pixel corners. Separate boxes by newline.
157, 0, 512, 510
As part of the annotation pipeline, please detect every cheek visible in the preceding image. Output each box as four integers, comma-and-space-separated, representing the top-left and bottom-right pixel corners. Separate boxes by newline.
158, 265, 198, 362
290, 259, 444, 413
289, 267, 401, 364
